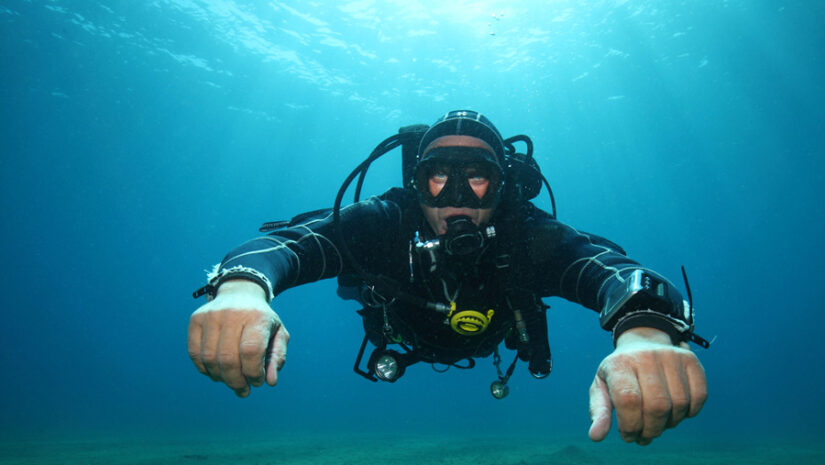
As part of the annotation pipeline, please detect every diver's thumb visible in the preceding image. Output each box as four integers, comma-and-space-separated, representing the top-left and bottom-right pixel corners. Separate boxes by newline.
588, 374, 612, 442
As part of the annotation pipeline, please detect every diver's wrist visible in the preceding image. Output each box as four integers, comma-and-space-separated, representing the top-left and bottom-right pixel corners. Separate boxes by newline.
216, 279, 267, 300
611, 309, 689, 347
615, 326, 672, 347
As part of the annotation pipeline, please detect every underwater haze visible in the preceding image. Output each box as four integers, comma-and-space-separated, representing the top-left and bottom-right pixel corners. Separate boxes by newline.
2, 0, 824, 463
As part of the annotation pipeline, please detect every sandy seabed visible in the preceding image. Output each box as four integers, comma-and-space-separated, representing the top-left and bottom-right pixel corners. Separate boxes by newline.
1, 432, 822, 465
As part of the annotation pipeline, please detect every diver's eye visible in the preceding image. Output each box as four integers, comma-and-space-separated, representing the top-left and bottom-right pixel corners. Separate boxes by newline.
467, 176, 490, 199
465, 167, 489, 183
429, 172, 448, 197
465, 166, 491, 199
464, 163, 489, 178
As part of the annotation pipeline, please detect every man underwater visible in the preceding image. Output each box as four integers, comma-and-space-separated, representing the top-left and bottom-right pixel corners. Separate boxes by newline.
188, 110, 708, 446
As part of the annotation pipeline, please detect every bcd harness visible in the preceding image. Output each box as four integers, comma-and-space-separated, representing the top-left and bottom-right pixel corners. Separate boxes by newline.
339, 199, 555, 393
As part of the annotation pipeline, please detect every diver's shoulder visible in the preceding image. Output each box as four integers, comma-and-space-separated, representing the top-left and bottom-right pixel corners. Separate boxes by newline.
377, 187, 416, 204
344, 187, 415, 221
504, 201, 627, 255
500, 200, 562, 229
365, 187, 418, 212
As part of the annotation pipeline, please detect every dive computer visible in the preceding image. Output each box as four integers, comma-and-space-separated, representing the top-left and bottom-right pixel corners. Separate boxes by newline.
600, 269, 693, 343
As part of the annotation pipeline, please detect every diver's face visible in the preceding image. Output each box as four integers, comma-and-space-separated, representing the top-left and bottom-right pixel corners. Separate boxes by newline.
415, 135, 500, 234
421, 162, 495, 235
421, 204, 494, 235
421, 163, 494, 235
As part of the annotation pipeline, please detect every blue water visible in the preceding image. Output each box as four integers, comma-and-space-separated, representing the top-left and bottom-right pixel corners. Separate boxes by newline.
1, 0, 823, 446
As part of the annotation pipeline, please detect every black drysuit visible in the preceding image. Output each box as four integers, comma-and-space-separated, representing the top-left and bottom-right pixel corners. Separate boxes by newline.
203, 188, 677, 372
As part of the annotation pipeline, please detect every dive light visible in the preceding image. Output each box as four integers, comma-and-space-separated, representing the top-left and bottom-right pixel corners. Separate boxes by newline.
490, 380, 509, 400
369, 349, 406, 382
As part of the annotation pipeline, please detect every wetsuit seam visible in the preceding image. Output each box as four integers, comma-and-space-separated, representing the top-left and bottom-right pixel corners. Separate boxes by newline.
221, 232, 326, 289
221, 207, 353, 290
559, 239, 617, 302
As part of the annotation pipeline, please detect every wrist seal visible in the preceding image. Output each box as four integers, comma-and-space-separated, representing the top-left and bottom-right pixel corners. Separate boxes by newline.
611, 309, 690, 346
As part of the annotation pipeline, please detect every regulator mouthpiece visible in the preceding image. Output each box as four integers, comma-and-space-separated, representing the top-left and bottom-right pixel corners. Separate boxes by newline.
443, 216, 495, 256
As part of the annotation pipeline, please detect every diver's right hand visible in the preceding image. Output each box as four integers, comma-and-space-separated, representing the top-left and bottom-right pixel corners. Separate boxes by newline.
187, 279, 289, 397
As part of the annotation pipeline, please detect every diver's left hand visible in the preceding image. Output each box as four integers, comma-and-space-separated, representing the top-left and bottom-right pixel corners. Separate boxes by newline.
587, 327, 707, 445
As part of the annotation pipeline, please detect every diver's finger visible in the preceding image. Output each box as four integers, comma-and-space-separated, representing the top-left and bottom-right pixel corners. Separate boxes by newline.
686, 356, 708, 417
265, 325, 290, 386
588, 374, 613, 441
663, 354, 691, 429
215, 314, 249, 397
605, 364, 643, 443
239, 319, 271, 387
200, 312, 222, 382
187, 314, 207, 375
637, 360, 670, 445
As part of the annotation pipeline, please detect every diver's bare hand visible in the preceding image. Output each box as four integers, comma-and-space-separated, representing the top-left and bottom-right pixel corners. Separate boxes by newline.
588, 327, 707, 445
188, 279, 289, 397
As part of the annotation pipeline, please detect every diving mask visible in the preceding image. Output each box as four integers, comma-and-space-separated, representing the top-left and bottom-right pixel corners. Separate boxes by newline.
413, 135, 504, 210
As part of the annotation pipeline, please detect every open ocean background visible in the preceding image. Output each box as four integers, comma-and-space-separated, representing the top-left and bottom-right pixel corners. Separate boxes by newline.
2, 0, 824, 459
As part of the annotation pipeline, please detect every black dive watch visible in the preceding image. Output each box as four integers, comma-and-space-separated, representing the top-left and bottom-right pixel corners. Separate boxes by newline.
600, 269, 709, 348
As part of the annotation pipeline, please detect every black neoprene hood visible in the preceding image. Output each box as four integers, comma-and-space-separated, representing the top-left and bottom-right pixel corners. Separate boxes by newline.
417, 110, 506, 167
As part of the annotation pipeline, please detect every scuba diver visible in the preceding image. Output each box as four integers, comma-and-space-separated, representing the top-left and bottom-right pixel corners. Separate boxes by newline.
188, 110, 709, 446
